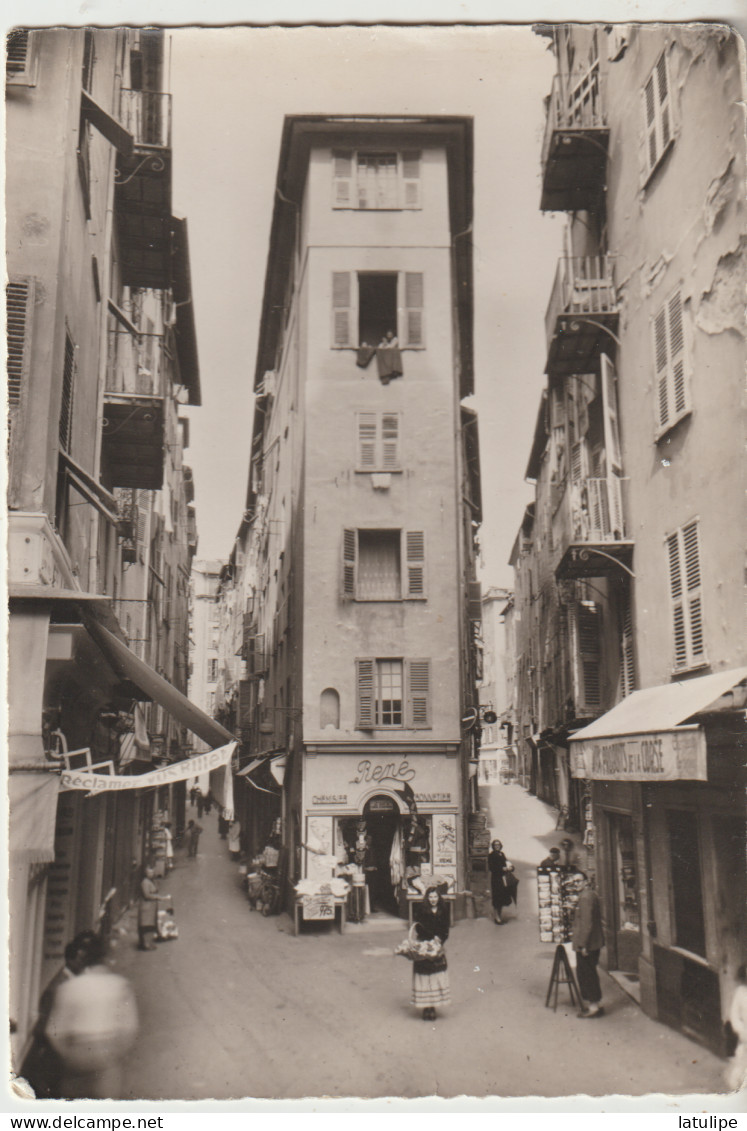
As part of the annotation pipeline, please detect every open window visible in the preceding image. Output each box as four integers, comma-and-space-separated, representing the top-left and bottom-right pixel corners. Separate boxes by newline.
332, 271, 424, 349
342, 528, 426, 601
359, 274, 397, 348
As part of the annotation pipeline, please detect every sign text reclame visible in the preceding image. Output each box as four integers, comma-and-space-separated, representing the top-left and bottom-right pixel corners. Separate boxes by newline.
61, 741, 237, 794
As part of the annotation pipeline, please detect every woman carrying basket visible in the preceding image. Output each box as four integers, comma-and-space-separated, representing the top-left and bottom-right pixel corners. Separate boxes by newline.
411, 885, 451, 1021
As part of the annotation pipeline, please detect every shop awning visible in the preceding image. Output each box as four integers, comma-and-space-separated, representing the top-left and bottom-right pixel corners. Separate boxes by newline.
570, 667, 747, 741
237, 751, 285, 794
569, 667, 747, 783
9, 772, 60, 864
82, 618, 236, 749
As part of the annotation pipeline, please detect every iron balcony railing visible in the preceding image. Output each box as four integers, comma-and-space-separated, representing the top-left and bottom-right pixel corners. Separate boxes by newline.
545, 254, 617, 348
553, 474, 626, 555
541, 67, 608, 173
119, 89, 172, 150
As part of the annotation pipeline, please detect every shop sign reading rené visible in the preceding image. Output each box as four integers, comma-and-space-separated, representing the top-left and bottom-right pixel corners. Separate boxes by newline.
570, 726, 707, 782
349, 759, 415, 784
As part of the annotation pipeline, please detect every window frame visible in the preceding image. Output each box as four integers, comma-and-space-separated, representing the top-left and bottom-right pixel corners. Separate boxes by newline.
666, 518, 707, 674
342, 527, 427, 602
641, 46, 675, 187
355, 411, 401, 473
332, 148, 422, 212
6, 29, 38, 86
331, 270, 425, 350
652, 287, 691, 440
355, 657, 431, 730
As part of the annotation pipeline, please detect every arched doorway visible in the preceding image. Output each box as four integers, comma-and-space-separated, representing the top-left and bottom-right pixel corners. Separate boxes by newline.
362, 793, 400, 914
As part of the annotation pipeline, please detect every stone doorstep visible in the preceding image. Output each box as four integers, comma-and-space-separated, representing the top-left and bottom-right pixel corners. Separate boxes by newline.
607, 967, 642, 1006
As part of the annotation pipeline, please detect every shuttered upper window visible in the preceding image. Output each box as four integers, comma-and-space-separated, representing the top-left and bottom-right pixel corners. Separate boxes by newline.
355, 658, 431, 729
59, 332, 76, 452
667, 519, 706, 672
342, 528, 426, 601
332, 149, 422, 210
356, 412, 400, 471
642, 48, 675, 183
6, 29, 37, 84
652, 289, 690, 436
7, 279, 33, 417
331, 271, 425, 349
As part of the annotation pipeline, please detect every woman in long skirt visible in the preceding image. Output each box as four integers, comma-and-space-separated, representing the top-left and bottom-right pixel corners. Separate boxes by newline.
411, 886, 451, 1021
488, 839, 511, 924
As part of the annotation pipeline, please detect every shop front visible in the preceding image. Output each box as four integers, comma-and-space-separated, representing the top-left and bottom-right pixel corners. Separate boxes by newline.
301, 746, 462, 921
570, 667, 747, 1056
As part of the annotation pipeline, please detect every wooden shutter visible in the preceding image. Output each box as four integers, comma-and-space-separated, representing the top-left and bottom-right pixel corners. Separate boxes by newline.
406, 659, 431, 728
577, 603, 602, 711
682, 520, 704, 665
356, 659, 375, 728
381, 413, 399, 469
620, 602, 636, 697
402, 272, 424, 347
667, 530, 687, 670
643, 49, 673, 180
7, 279, 33, 413
656, 51, 673, 153
342, 528, 357, 599
332, 271, 354, 347
653, 289, 688, 433
7, 29, 33, 80
332, 150, 353, 207
599, 353, 622, 475
59, 332, 76, 451
404, 531, 426, 598
401, 150, 422, 208
357, 413, 377, 469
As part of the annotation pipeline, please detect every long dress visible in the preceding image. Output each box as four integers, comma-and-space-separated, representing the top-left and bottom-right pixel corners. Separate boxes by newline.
410, 903, 451, 1009
488, 849, 511, 912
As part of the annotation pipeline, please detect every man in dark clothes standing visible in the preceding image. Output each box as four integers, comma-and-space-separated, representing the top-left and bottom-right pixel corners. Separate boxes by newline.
572, 873, 605, 1018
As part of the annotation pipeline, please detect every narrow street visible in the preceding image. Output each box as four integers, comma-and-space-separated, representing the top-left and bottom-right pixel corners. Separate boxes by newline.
110, 788, 725, 1101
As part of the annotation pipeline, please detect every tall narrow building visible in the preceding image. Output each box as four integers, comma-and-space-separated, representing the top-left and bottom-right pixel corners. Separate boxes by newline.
238, 116, 481, 920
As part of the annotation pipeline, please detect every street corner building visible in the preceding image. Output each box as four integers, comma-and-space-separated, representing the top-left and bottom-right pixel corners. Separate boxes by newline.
5, 28, 234, 1076
508, 24, 746, 1057
210, 116, 483, 929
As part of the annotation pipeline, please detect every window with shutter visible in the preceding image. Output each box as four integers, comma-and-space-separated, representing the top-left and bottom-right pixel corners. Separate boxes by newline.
342, 528, 357, 599
404, 531, 426, 598
652, 288, 690, 436
667, 519, 706, 672
332, 150, 422, 211
403, 272, 424, 347
331, 272, 353, 347
59, 333, 76, 452
6, 29, 36, 84
642, 48, 675, 182
7, 279, 33, 419
576, 602, 602, 711
406, 659, 431, 728
356, 412, 400, 471
620, 601, 636, 697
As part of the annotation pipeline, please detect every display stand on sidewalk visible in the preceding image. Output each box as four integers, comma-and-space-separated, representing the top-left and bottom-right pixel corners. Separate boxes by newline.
545, 944, 582, 1011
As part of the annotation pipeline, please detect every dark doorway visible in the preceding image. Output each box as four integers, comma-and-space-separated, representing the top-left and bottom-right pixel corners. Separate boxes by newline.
363, 795, 400, 913
358, 273, 397, 348
667, 808, 706, 957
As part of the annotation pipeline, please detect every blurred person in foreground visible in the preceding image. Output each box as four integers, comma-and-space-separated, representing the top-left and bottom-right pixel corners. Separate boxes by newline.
45, 934, 138, 1099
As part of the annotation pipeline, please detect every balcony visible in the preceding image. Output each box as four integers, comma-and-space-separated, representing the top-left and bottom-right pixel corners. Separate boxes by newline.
553, 474, 634, 580
101, 326, 167, 490
115, 90, 173, 289
540, 68, 610, 212
545, 255, 618, 380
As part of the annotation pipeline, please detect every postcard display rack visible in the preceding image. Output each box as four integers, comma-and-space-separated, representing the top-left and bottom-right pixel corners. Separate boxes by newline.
537, 868, 580, 943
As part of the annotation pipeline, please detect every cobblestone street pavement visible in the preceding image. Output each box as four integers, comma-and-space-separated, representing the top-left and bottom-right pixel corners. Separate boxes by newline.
111, 792, 727, 1102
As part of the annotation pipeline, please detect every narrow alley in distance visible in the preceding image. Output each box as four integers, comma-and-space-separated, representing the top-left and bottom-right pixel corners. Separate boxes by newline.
111, 788, 724, 1101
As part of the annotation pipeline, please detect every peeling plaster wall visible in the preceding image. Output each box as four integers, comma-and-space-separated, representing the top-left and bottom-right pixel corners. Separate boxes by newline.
601, 25, 747, 686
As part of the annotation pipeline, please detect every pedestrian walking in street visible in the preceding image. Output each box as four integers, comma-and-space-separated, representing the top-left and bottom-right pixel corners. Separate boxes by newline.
138, 863, 171, 950
163, 822, 174, 872
196, 789, 204, 819
572, 872, 605, 1018
488, 839, 512, 924
46, 933, 138, 1099
218, 810, 229, 838
725, 964, 747, 1091
21, 933, 92, 1098
186, 819, 203, 858
503, 861, 519, 910
411, 885, 451, 1021
228, 818, 242, 860
204, 789, 214, 815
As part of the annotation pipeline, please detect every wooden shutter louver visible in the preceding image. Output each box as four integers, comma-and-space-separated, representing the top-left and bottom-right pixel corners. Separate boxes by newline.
654, 289, 688, 433
356, 659, 375, 728
7, 280, 33, 411
6, 29, 29, 75
403, 273, 424, 347
406, 659, 431, 728
405, 531, 426, 598
342, 528, 357, 598
682, 520, 704, 662
333, 150, 353, 207
381, 414, 399, 469
668, 291, 686, 416
620, 603, 636, 697
357, 413, 377, 469
59, 333, 76, 451
332, 271, 353, 347
643, 49, 674, 180
401, 150, 422, 208
668, 521, 704, 672
577, 603, 601, 709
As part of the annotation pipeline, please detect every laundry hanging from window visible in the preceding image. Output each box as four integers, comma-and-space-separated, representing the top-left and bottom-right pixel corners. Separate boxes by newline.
376, 331, 403, 384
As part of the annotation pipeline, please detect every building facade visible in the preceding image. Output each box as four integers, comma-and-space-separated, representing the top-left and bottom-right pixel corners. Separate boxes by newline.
477, 586, 513, 785
511, 24, 746, 1054
232, 116, 481, 919
5, 28, 227, 1072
